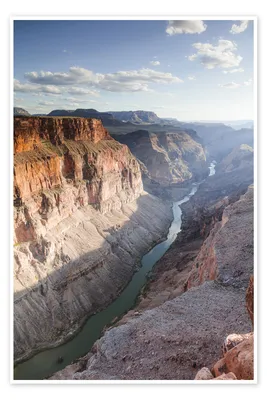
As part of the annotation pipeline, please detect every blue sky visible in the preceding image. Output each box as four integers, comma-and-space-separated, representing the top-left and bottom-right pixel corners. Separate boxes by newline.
14, 19, 254, 120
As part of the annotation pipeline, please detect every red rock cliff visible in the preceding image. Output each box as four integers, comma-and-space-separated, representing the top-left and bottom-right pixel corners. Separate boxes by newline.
14, 117, 142, 212
14, 117, 110, 153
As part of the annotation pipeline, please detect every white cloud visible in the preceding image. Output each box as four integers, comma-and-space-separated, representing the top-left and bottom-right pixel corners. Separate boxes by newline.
188, 54, 198, 61
219, 79, 252, 89
223, 68, 244, 74
14, 79, 61, 94
188, 39, 242, 69
218, 82, 241, 89
166, 20, 207, 35
38, 100, 54, 106
98, 68, 183, 92
63, 49, 67, 53
68, 102, 80, 107
25, 67, 100, 86
150, 60, 160, 66
67, 87, 100, 96
230, 20, 249, 34
188, 76, 196, 80
22, 66, 183, 93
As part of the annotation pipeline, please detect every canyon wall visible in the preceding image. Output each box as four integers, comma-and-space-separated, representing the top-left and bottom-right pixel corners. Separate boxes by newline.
113, 130, 208, 198
13, 117, 173, 362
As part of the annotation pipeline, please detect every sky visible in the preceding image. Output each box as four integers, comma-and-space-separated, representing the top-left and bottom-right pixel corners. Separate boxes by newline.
13, 19, 254, 121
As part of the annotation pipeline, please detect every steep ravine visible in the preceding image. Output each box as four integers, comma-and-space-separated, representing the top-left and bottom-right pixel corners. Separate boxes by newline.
13, 117, 173, 367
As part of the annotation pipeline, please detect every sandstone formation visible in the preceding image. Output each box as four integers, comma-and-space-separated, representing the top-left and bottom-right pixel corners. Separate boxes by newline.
13, 117, 173, 362
213, 334, 254, 380
194, 368, 237, 381
213, 372, 237, 380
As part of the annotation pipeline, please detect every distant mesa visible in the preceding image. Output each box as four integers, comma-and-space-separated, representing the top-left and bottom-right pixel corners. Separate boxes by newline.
14, 107, 31, 117
47, 108, 127, 126
108, 110, 162, 124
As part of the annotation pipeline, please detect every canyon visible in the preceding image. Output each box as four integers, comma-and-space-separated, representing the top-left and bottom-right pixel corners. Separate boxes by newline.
13, 113, 254, 382
13, 117, 173, 363
48, 144, 254, 380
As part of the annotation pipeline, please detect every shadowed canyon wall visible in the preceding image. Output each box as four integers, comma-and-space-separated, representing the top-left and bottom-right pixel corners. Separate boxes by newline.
13, 117, 173, 362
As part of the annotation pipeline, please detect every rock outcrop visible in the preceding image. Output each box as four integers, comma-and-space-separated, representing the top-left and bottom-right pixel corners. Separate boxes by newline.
186, 186, 253, 289
13, 117, 173, 362
217, 335, 253, 380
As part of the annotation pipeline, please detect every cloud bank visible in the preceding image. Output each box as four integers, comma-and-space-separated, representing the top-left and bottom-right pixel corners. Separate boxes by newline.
166, 20, 207, 35
15, 67, 183, 94
188, 39, 242, 69
230, 20, 249, 34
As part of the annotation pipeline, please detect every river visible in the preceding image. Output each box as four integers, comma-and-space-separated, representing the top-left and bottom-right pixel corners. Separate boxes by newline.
14, 162, 216, 380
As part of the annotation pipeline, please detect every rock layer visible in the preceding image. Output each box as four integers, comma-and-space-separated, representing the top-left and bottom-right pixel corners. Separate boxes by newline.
13, 117, 173, 362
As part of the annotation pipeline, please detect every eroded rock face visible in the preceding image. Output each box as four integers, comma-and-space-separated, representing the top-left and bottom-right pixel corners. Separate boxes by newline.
114, 130, 207, 188
13, 117, 173, 362
186, 186, 254, 289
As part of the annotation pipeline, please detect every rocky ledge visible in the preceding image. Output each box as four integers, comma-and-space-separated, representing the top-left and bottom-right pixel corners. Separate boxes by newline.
13, 117, 173, 362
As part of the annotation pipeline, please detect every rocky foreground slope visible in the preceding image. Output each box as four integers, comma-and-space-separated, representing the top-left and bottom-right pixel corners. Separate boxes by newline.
13, 117, 173, 362
51, 145, 254, 380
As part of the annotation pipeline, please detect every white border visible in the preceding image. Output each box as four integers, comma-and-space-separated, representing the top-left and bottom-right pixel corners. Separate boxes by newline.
10, 15, 257, 386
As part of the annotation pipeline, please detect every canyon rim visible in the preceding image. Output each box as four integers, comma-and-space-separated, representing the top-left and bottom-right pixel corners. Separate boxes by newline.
12, 17, 255, 383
